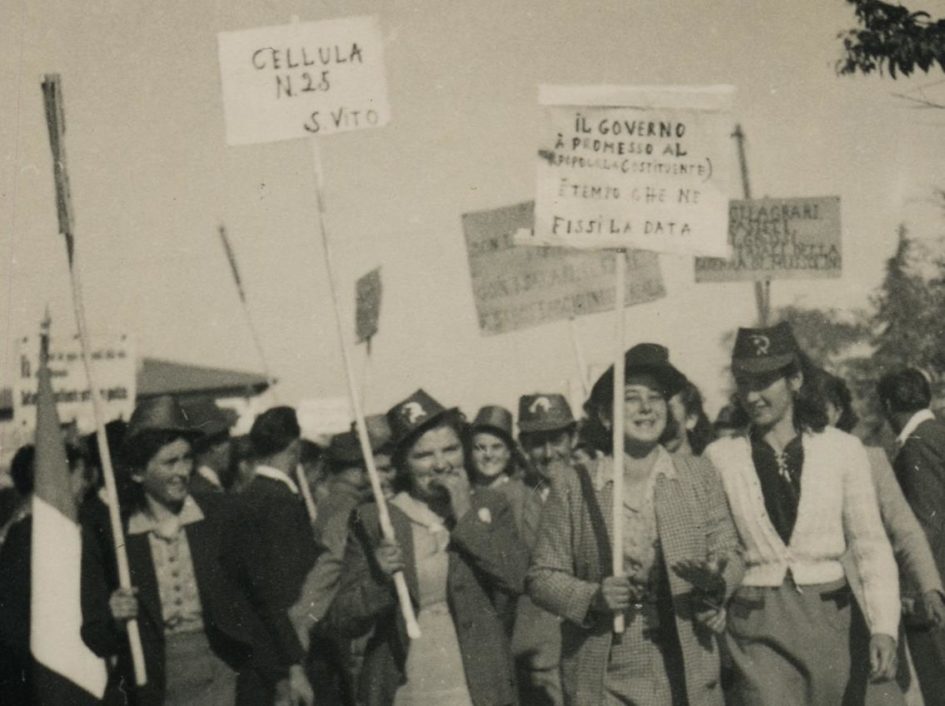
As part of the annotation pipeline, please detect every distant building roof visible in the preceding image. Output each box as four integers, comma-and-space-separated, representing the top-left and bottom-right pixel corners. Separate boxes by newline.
0, 357, 270, 418
136, 358, 270, 400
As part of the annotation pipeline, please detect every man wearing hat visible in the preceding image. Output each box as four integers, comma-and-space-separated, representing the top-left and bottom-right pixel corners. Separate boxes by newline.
290, 419, 396, 706
240, 406, 320, 705
508, 393, 580, 706
183, 398, 234, 495
706, 322, 900, 705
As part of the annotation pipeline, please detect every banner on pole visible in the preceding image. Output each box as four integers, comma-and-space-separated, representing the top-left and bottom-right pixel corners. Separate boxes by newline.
356, 267, 382, 343
524, 85, 734, 256
217, 15, 390, 145
13, 334, 136, 433
463, 202, 665, 336
694, 196, 841, 282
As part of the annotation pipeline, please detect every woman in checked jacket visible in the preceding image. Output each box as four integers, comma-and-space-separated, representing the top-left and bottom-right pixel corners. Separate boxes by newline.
527, 343, 744, 706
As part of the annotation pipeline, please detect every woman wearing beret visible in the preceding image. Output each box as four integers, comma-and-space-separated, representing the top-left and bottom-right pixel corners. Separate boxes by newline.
325, 389, 528, 706
527, 343, 744, 706
704, 323, 901, 705
80, 395, 311, 706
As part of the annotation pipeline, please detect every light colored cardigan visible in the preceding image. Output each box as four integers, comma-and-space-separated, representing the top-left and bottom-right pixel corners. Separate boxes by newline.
705, 427, 900, 637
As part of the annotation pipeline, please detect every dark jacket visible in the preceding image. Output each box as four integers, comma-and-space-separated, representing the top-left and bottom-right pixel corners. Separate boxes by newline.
0, 515, 32, 703
894, 417, 945, 591
325, 489, 529, 706
241, 475, 320, 608
80, 492, 299, 706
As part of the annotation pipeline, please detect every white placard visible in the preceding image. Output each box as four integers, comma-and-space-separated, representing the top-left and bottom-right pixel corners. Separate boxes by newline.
13, 334, 136, 433
218, 16, 390, 145
527, 85, 734, 256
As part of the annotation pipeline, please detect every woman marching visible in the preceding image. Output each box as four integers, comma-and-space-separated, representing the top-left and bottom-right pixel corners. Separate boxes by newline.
325, 389, 528, 706
527, 343, 744, 706
704, 322, 901, 705
80, 396, 311, 706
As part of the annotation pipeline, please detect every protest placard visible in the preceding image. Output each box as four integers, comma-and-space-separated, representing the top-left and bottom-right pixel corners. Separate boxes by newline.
694, 196, 841, 282
13, 334, 136, 433
217, 15, 389, 145
463, 202, 665, 335
525, 85, 734, 256
356, 267, 382, 343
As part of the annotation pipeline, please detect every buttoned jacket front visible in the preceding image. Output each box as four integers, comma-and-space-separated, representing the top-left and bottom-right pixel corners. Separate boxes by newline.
526, 449, 744, 706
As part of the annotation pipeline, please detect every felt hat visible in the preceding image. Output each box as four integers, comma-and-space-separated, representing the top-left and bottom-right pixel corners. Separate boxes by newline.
126, 396, 200, 440
181, 398, 232, 439
470, 405, 515, 447
588, 343, 688, 410
386, 389, 459, 454
518, 393, 576, 434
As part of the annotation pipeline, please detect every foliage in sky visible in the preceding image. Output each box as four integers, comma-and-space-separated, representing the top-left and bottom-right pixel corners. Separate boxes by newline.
838, 0, 945, 78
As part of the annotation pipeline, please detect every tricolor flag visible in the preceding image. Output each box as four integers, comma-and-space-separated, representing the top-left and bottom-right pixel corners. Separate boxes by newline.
30, 341, 107, 703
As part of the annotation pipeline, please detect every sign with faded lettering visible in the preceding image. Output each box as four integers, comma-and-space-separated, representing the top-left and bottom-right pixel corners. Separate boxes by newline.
13, 334, 136, 433
217, 16, 389, 145
694, 197, 841, 282
463, 202, 665, 335
356, 267, 382, 343
524, 85, 734, 256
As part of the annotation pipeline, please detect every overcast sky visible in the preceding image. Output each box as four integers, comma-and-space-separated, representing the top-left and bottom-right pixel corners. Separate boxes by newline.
3, 0, 945, 425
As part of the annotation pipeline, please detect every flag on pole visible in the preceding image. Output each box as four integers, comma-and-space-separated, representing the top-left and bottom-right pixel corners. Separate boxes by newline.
30, 331, 108, 703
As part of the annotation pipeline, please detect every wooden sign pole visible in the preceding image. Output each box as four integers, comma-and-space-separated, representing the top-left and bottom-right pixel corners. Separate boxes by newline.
732, 124, 770, 325
611, 249, 627, 634
40, 74, 147, 685
308, 139, 421, 639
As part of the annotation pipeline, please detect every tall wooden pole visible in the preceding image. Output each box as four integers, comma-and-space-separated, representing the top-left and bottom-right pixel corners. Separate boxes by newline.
611, 249, 627, 634
308, 139, 421, 639
732, 124, 770, 325
41, 74, 147, 685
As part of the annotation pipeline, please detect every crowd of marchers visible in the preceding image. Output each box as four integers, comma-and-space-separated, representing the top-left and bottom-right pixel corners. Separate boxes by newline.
1, 320, 944, 706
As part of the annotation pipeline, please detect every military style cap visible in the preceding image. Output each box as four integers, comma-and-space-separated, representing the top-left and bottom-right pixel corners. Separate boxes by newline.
731, 321, 799, 375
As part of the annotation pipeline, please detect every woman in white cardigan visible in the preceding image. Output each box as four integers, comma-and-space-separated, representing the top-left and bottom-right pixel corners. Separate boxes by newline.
705, 322, 901, 706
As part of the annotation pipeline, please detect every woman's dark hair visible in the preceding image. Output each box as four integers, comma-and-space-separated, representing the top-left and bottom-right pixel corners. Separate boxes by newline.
819, 372, 859, 433
392, 411, 467, 475
464, 426, 526, 481
120, 430, 193, 510
785, 352, 829, 433
678, 382, 715, 456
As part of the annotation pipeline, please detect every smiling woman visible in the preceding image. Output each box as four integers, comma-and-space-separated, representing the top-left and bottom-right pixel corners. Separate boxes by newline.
80, 396, 309, 706
527, 343, 744, 706
325, 389, 528, 706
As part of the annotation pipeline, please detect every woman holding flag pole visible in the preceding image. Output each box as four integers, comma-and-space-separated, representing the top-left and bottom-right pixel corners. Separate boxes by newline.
527, 344, 744, 706
80, 395, 313, 706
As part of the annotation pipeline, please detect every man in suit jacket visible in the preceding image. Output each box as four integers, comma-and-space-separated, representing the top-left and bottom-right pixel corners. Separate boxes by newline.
879, 369, 945, 705
509, 393, 580, 706
232, 406, 321, 703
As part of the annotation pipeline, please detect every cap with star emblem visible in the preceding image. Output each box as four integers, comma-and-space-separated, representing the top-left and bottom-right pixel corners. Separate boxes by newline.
731, 321, 800, 375
518, 393, 576, 434
386, 389, 460, 454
